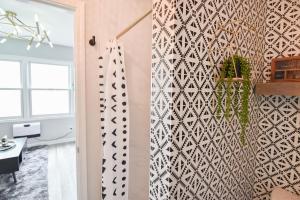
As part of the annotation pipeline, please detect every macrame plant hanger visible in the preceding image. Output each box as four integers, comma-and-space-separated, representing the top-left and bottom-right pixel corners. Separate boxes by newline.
207, 17, 259, 81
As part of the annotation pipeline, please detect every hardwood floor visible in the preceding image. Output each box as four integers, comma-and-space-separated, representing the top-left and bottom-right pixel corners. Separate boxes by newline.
48, 142, 77, 200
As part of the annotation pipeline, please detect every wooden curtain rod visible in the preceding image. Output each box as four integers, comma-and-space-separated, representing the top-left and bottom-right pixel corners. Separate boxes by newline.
116, 9, 152, 40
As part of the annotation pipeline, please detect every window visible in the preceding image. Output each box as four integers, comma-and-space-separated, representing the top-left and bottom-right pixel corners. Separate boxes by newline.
30, 63, 72, 116
0, 61, 22, 118
0, 58, 73, 121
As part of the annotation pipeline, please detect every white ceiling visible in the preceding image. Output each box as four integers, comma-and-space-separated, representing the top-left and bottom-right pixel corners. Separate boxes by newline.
0, 0, 74, 47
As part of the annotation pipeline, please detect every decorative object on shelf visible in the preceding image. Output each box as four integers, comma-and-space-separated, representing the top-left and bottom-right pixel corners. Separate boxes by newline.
216, 55, 251, 145
271, 56, 300, 82
1, 135, 8, 146
0, 135, 16, 151
0, 8, 53, 50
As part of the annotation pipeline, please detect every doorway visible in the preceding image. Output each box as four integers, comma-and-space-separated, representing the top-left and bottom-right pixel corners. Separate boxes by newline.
0, 0, 86, 199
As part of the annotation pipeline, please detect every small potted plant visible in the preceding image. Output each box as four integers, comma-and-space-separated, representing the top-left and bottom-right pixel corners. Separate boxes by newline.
223, 55, 243, 78
216, 55, 251, 146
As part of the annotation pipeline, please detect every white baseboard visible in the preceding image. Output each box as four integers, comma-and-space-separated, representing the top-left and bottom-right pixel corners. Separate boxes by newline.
27, 137, 76, 147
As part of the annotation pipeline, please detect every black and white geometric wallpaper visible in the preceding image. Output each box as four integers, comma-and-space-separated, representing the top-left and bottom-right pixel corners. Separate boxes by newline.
254, 1, 300, 200
150, 0, 266, 199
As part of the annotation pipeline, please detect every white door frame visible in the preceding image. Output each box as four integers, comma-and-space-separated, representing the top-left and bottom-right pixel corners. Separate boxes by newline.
33, 0, 87, 199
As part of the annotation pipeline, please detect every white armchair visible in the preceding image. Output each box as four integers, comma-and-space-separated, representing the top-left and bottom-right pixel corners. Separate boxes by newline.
271, 188, 300, 200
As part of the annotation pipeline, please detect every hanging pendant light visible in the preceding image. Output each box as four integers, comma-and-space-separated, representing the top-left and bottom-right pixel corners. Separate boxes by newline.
0, 8, 53, 50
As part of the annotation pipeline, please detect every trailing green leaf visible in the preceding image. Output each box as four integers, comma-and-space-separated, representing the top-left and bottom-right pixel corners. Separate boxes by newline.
239, 57, 251, 146
215, 55, 251, 146
217, 65, 225, 119
233, 83, 239, 116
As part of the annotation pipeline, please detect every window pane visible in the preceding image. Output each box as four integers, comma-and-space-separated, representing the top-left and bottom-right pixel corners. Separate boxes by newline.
31, 63, 69, 89
0, 61, 21, 88
31, 90, 69, 115
0, 90, 22, 118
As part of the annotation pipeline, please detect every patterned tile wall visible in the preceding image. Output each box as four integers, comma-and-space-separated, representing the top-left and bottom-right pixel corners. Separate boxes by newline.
150, 0, 266, 199
254, 1, 300, 199
150, 1, 175, 199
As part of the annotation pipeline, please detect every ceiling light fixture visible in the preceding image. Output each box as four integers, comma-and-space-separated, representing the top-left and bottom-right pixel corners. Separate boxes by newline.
0, 9, 53, 50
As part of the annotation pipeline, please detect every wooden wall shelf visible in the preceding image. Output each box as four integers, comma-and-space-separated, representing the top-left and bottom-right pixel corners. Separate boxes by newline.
224, 78, 244, 82
217, 78, 244, 82
255, 82, 300, 96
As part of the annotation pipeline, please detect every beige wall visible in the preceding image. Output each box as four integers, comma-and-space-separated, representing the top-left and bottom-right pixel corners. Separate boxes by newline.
84, 0, 152, 199
82, 0, 101, 200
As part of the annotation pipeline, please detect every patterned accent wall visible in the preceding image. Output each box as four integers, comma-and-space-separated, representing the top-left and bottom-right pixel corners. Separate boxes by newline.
150, 0, 266, 199
150, 1, 174, 199
254, 1, 300, 199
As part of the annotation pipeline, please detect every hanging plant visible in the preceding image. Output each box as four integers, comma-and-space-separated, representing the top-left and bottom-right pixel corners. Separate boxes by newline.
239, 57, 251, 145
224, 58, 234, 120
216, 55, 251, 146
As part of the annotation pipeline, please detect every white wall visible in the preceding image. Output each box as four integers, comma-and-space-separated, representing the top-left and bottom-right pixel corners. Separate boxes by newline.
82, 0, 102, 199
0, 38, 73, 61
0, 117, 75, 147
0, 38, 75, 146
82, 0, 152, 199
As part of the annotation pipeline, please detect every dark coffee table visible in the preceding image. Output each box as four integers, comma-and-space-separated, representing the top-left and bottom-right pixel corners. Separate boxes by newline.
0, 138, 27, 183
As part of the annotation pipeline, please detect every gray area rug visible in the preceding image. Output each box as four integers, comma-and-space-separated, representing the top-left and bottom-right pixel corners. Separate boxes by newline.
0, 146, 48, 200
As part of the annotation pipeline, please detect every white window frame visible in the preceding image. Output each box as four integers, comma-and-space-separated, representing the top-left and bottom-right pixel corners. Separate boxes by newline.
0, 55, 74, 123
29, 61, 74, 118
0, 59, 24, 121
